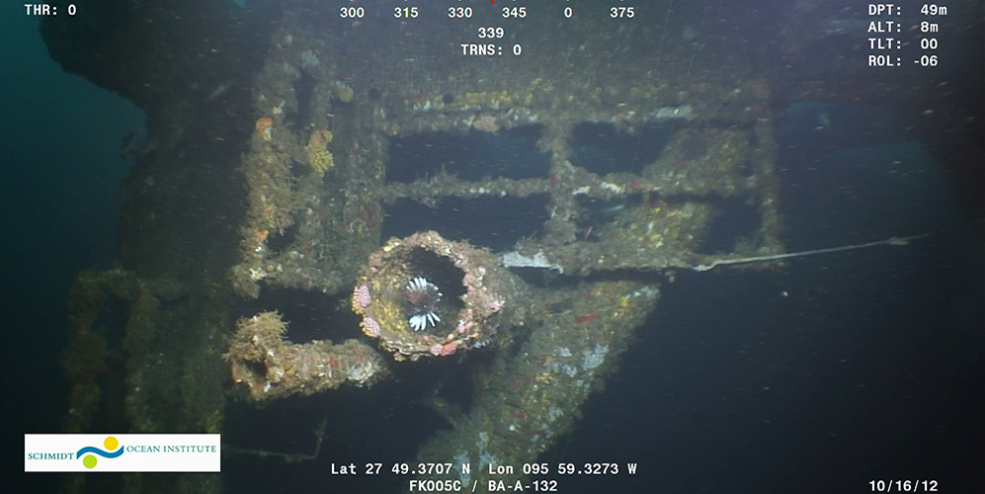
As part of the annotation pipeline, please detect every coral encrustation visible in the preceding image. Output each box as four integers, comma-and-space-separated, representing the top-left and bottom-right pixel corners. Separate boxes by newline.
306, 129, 334, 176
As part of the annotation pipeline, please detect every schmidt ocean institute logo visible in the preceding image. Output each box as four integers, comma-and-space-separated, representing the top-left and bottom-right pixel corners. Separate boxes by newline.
76, 436, 124, 469
25, 434, 220, 472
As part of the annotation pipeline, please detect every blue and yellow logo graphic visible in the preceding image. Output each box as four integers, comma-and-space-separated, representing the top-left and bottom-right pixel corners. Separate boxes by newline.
76, 436, 123, 469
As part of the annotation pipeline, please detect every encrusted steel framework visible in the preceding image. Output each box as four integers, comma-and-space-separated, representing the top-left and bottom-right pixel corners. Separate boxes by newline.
49, 2, 796, 493
232, 11, 784, 297
224, 8, 785, 488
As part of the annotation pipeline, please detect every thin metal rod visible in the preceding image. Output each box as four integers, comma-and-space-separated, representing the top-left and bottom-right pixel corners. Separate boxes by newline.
690, 231, 940, 272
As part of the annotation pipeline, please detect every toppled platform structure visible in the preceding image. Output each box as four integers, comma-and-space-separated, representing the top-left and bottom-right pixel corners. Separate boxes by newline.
49, 2, 792, 493
224, 7, 784, 488
42, 0, 981, 492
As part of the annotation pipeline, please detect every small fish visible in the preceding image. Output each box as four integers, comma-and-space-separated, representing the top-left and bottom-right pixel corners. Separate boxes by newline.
120, 131, 138, 159
137, 137, 159, 158
816, 111, 831, 130
205, 80, 233, 101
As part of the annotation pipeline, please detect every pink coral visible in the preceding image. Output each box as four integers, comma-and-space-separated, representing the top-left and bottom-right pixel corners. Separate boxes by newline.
353, 284, 372, 311
456, 320, 474, 334
362, 317, 381, 338
429, 342, 457, 357
472, 114, 500, 133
